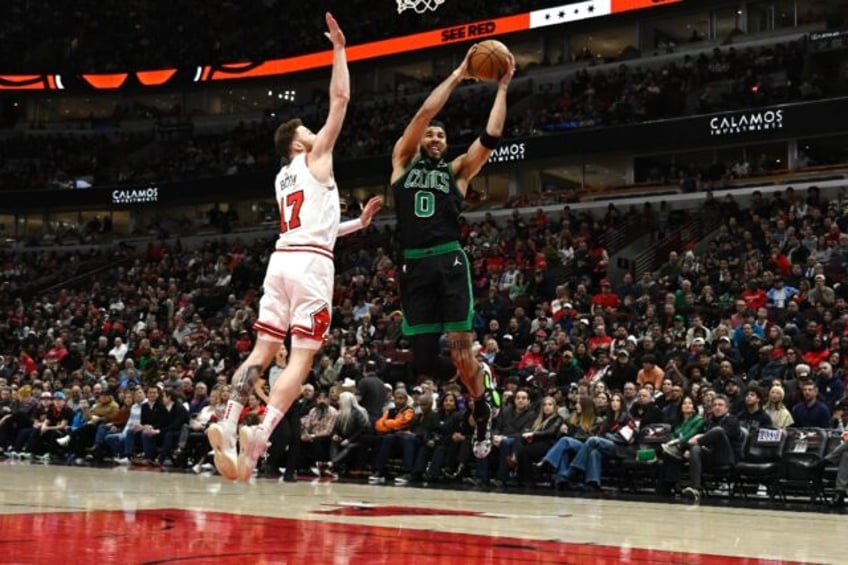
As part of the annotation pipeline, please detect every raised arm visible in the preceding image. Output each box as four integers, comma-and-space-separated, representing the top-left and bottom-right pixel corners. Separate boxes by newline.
338, 196, 384, 237
309, 12, 349, 182
390, 47, 475, 183
451, 53, 515, 194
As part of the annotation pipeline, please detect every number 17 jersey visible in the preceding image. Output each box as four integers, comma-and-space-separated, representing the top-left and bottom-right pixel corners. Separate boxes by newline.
274, 153, 341, 254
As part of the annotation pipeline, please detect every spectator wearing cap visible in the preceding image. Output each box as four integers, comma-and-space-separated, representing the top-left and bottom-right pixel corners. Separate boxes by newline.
590, 279, 619, 315
368, 389, 415, 485
636, 354, 665, 389
607, 349, 637, 392
766, 276, 798, 310
715, 335, 743, 372
555, 349, 583, 388
791, 380, 831, 428
518, 342, 545, 373
723, 376, 746, 415
529, 305, 554, 335
30, 391, 73, 461
736, 384, 772, 432
815, 362, 844, 411
808, 274, 835, 307
493, 334, 521, 380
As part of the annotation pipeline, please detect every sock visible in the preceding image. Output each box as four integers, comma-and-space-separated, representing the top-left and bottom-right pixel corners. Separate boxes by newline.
221, 400, 244, 435
473, 395, 490, 421
258, 405, 284, 443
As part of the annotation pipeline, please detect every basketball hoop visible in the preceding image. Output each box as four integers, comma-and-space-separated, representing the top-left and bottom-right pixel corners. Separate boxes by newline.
397, 0, 446, 14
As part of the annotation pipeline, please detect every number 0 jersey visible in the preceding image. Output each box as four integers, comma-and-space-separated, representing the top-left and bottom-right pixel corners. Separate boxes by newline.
391, 155, 463, 250
274, 153, 341, 255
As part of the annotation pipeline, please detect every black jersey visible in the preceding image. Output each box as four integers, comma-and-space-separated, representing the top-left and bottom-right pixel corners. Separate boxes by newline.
391, 156, 463, 250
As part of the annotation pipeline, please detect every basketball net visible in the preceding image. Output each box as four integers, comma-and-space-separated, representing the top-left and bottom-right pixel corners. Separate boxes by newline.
396, 0, 446, 14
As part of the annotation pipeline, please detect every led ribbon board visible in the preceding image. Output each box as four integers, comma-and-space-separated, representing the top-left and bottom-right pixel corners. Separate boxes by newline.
0, 1, 681, 91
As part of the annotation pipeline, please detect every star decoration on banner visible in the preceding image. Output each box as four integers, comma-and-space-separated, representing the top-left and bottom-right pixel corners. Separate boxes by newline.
529, 2, 609, 29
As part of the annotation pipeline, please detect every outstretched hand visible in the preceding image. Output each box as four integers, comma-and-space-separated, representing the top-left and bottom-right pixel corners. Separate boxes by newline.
324, 12, 345, 48
360, 196, 384, 227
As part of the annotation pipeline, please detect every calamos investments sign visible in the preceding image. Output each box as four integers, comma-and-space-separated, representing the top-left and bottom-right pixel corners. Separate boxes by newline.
709, 109, 784, 137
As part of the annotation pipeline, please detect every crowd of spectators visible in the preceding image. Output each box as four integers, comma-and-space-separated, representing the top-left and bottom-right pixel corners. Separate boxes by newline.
0, 0, 549, 73
1, 183, 847, 504
1, 36, 841, 194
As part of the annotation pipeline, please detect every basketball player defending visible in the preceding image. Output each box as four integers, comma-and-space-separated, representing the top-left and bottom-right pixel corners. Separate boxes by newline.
390, 46, 514, 458
207, 12, 383, 481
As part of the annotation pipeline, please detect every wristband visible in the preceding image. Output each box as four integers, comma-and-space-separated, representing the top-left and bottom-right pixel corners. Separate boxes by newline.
479, 131, 502, 150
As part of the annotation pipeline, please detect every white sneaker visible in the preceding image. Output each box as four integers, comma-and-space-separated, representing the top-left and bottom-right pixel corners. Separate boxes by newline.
115, 457, 131, 466
207, 423, 238, 481
368, 474, 386, 484
36, 453, 51, 463
56, 436, 71, 447
192, 463, 202, 474
472, 408, 493, 459
237, 426, 268, 482
19, 452, 32, 460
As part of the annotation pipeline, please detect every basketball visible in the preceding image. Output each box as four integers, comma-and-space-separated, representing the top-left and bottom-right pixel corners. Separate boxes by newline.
467, 39, 511, 82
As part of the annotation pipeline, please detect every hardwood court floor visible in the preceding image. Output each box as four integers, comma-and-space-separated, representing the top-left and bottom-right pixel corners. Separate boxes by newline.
0, 460, 844, 564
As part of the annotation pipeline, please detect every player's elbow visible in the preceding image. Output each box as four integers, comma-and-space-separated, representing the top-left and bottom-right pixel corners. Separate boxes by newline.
331, 91, 350, 106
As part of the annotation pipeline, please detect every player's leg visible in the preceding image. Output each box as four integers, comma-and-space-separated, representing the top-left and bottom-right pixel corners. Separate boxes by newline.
208, 338, 278, 480
237, 345, 318, 481
209, 254, 289, 480
440, 248, 500, 458
236, 253, 332, 481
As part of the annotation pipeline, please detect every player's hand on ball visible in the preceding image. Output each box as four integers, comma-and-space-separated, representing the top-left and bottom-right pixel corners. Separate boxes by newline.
499, 52, 516, 88
455, 45, 478, 81
324, 12, 345, 48
360, 196, 383, 227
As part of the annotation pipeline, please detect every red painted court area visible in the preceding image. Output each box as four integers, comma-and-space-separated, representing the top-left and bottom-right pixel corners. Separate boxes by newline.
0, 509, 814, 564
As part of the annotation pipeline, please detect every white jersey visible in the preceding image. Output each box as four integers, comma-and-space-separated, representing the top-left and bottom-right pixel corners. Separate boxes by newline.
273, 153, 341, 256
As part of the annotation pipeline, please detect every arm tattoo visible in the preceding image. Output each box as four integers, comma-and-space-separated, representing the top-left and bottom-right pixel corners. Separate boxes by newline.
447, 337, 472, 350
232, 364, 263, 403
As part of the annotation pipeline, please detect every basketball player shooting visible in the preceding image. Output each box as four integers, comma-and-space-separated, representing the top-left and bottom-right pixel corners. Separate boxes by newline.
207, 12, 383, 481
390, 44, 515, 458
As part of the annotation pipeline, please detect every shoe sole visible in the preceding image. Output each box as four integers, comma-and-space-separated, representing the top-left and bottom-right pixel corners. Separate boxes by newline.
237, 426, 264, 482
207, 426, 238, 481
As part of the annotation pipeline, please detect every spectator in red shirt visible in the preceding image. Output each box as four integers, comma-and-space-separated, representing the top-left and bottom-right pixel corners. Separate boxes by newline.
591, 279, 620, 314
741, 280, 767, 311
587, 324, 613, 354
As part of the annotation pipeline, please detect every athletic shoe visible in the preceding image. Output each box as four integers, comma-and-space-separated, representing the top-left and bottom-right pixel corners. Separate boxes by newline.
310, 466, 322, 477
472, 394, 493, 459
207, 423, 238, 481
237, 425, 268, 482
115, 457, 131, 466
368, 474, 386, 484
36, 453, 51, 463
56, 436, 71, 447
18, 452, 32, 460
682, 487, 702, 504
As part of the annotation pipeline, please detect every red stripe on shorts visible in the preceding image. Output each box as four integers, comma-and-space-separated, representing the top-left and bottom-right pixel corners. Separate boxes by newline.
253, 320, 287, 340
275, 245, 333, 261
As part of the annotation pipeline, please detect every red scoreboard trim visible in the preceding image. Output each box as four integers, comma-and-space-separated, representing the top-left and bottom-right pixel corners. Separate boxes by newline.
0, 0, 681, 91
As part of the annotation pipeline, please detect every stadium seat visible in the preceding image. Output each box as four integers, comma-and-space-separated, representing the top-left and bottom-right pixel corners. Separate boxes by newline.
778, 427, 828, 503
735, 428, 787, 500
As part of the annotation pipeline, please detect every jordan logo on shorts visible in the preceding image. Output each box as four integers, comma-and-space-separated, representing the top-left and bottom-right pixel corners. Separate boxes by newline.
453, 256, 462, 267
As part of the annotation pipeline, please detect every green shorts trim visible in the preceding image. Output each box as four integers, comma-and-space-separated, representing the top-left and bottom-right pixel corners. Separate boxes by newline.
402, 240, 462, 260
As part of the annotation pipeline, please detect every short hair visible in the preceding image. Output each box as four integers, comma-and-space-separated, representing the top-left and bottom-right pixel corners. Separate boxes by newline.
274, 118, 303, 160
428, 120, 446, 131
